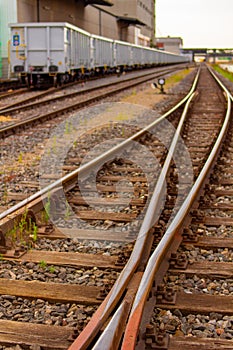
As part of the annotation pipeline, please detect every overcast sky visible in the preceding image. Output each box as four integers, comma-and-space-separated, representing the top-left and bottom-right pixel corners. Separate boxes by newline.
156, 0, 232, 48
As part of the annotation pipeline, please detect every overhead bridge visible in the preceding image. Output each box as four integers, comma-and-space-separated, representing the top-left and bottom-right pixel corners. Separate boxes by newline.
182, 48, 233, 62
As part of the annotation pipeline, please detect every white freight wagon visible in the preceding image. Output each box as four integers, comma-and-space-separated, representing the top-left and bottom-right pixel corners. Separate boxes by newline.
90, 34, 113, 71
113, 40, 133, 68
131, 44, 144, 66
143, 46, 159, 65
9, 21, 189, 88
9, 22, 91, 87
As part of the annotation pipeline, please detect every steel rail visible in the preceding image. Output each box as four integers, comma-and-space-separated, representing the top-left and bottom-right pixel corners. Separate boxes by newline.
0, 68, 199, 223
92, 300, 130, 350
0, 68, 199, 348
67, 69, 200, 350
83, 90, 197, 350
0, 65, 184, 107
0, 67, 185, 139
0, 87, 29, 100
121, 66, 232, 350
0, 66, 181, 114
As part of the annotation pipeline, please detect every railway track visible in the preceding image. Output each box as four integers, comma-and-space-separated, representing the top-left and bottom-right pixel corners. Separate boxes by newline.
68, 65, 233, 349
0, 64, 189, 112
0, 66, 185, 113
0, 65, 187, 137
0, 63, 232, 349
0, 66, 194, 215
116, 66, 233, 350
0, 79, 22, 93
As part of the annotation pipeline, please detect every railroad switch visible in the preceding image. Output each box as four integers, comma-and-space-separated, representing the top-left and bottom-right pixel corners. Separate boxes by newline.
145, 324, 169, 349
155, 285, 176, 305
169, 252, 188, 269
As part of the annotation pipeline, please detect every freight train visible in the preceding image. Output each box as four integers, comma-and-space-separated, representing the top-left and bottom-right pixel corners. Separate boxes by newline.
9, 22, 189, 89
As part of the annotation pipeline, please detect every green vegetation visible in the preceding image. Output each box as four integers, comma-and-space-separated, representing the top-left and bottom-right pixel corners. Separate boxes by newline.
5, 209, 38, 249
49, 265, 56, 273
43, 192, 51, 222
31, 222, 38, 242
39, 260, 47, 269
18, 152, 23, 163
212, 64, 233, 82
65, 120, 73, 134
166, 68, 190, 85
64, 201, 72, 221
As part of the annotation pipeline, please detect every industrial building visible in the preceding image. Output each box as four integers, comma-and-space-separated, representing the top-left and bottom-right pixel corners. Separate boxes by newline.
0, 0, 156, 78
156, 36, 183, 55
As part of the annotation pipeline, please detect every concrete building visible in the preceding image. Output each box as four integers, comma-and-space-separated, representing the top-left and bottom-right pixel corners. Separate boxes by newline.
0, 0, 156, 78
98, 0, 155, 46
156, 36, 183, 55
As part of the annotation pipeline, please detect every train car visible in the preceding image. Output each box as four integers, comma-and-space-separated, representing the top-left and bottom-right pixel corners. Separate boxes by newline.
113, 40, 134, 71
9, 22, 189, 89
142, 46, 158, 66
131, 44, 144, 67
9, 22, 91, 87
90, 34, 114, 74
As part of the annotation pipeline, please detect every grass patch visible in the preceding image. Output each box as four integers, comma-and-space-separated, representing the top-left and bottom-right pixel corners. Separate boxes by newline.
212, 64, 233, 82
121, 67, 192, 108
165, 68, 191, 85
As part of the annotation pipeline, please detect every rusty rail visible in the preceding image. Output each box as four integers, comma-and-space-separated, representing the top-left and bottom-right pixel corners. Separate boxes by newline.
0, 66, 181, 114
0, 66, 184, 138
67, 68, 200, 350
120, 66, 232, 349
0, 67, 199, 348
0, 69, 198, 224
